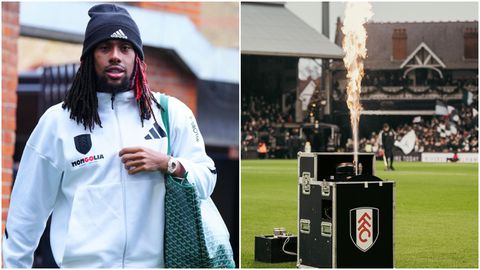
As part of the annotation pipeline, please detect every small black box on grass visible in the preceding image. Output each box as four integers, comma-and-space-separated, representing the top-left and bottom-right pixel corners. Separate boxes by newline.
298, 152, 395, 268
254, 235, 297, 263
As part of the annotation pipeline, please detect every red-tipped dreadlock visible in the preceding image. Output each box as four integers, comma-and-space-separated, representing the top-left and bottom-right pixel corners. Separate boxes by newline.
130, 55, 161, 126
132, 55, 147, 100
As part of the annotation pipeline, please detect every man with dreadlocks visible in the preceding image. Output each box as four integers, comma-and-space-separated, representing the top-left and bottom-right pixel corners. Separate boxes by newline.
3, 4, 217, 268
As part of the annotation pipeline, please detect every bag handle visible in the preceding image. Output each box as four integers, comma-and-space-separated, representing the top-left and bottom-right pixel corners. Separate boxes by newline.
159, 94, 171, 155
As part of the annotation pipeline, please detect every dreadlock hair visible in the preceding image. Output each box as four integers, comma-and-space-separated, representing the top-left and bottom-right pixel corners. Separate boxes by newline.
63, 54, 160, 131
62, 54, 101, 131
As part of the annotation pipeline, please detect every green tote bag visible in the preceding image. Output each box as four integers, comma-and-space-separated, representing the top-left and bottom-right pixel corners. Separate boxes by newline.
159, 94, 236, 268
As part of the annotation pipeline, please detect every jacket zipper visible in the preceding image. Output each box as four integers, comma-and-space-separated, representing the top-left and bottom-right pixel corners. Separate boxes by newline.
113, 98, 128, 267
111, 92, 116, 110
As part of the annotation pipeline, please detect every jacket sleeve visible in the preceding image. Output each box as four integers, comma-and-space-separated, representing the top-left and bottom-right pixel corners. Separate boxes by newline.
2, 111, 63, 268
168, 97, 217, 199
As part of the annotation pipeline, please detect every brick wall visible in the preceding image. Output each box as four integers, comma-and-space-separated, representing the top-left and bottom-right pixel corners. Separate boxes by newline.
144, 47, 197, 114
135, 2, 202, 26
131, 2, 238, 48
2, 2, 19, 233
199, 3, 239, 48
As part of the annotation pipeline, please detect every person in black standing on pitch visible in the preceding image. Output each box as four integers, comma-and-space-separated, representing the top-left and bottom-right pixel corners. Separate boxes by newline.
380, 123, 396, 171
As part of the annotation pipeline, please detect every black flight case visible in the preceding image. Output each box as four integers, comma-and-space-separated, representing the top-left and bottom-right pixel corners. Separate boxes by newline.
297, 152, 395, 268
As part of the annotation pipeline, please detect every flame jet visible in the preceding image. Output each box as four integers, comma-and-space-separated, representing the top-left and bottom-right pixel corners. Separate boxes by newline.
341, 2, 373, 174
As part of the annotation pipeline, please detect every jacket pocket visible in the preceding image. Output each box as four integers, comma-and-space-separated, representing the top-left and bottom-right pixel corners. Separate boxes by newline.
61, 182, 124, 268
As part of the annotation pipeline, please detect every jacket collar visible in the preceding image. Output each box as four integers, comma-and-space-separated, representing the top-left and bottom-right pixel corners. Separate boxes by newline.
97, 90, 135, 110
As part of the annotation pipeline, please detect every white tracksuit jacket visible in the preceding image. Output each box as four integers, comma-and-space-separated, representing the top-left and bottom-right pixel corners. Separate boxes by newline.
2, 91, 217, 268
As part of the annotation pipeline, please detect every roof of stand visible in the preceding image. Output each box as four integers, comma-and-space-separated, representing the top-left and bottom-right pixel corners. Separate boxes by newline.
242, 2, 343, 59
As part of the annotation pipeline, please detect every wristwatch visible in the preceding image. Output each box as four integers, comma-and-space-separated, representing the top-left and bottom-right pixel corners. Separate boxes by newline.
167, 156, 179, 175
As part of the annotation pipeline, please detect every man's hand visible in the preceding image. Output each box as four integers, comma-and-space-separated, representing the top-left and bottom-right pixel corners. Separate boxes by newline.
119, 147, 168, 175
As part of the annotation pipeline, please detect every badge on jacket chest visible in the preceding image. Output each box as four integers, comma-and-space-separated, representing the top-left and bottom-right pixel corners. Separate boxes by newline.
74, 134, 92, 155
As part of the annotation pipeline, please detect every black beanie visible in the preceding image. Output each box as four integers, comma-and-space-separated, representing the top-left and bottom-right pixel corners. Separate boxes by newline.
81, 4, 144, 60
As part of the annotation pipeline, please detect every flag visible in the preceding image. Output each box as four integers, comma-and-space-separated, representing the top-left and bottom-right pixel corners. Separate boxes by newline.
299, 80, 316, 111
447, 105, 455, 114
463, 89, 474, 105
447, 105, 460, 123
394, 129, 417, 155
435, 100, 448, 115
412, 116, 422, 123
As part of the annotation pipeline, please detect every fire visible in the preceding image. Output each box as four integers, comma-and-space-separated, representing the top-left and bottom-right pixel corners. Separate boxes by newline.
341, 2, 373, 174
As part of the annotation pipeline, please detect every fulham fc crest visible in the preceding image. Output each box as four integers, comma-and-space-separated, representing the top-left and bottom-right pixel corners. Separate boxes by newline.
74, 134, 92, 155
350, 207, 379, 252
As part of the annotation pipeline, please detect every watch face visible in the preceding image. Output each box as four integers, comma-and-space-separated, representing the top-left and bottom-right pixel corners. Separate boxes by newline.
168, 158, 177, 174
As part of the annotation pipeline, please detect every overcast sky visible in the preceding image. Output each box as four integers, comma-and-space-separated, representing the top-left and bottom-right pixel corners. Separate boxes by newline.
286, 1, 479, 41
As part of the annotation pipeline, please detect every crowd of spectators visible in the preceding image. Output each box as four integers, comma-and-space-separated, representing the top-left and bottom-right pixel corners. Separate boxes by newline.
241, 95, 287, 146
243, 94, 478, 159
241, 95, 301, 158
356, 104, 478, 154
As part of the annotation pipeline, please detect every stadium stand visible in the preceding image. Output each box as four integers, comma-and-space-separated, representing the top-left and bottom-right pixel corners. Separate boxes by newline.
357, 103, 478, 155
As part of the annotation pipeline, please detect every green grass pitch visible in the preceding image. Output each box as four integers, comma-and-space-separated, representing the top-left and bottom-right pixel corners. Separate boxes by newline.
241, 160, 478, 268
